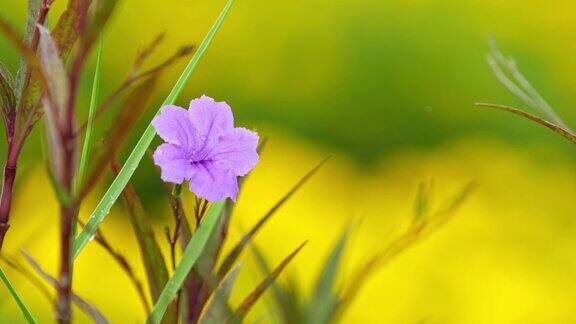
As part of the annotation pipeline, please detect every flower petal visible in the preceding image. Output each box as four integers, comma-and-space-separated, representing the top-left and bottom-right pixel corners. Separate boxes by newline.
188, 96, 234, 158
207, 127, 259, 176
153, 143, 195, 183
189, 160, 239, 202
152, 105, 196, 150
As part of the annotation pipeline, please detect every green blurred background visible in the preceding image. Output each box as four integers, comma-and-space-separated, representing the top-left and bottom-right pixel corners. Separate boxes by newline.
2, 0, 576, 322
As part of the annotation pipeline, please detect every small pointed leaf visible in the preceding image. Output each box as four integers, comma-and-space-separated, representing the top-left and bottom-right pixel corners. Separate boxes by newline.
235, 242, 307, 320
0, 266, 37, 324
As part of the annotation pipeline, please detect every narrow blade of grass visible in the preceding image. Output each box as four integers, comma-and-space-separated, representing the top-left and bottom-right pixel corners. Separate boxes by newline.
72, 0, 235, 259
235, 242, 307, 320
217, 157, 329, 278
147, 201, 225, 324
308, 230, 348, 324
75, 35, 103, 195
0, 266, 37, 324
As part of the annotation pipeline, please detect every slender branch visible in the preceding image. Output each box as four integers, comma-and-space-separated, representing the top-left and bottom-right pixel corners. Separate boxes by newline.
76, 45, 193, 134
56, 3, 91, 320
167, 185, 184, 271
21, 251, 109, 324
0, 255, 55, 306
475, 102, 576, 144
0, 148, 17, 250
0, 0, 53, 253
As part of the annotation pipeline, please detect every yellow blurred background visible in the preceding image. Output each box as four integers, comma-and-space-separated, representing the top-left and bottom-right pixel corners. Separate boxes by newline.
2, 0, 576, 322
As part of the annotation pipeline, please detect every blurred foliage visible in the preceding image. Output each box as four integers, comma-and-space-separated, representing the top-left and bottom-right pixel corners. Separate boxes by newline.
2, 0, 576, 164
1, 0, 576, 323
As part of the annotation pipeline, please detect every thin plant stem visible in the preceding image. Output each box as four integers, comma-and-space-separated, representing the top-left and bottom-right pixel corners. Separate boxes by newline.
0, 0, 53, 252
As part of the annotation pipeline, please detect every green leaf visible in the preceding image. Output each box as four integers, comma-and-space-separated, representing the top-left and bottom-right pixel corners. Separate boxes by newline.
235, 242, 307, 320
73, 0, 235, 259
0, 266, 37, 324
0, 62, 16, 121
147, 201, 225, 324
308, 230, 348, 324
14, 0, 41, 98
23, 0, 41, 45
51, 0, 87, 61
217, 157, 329, 278
197, 264, 242, 324
75, 35, 103, 195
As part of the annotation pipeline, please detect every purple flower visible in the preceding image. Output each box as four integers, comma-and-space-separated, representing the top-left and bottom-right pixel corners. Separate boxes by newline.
152, 95, 259, 202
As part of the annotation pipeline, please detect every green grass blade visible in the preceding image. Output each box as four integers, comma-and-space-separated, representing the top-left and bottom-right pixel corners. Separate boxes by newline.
147, 201, 225, 324
72, 0, 235, 259
309, 230, 348, 324
0, 266, 37, 324
75, 35, 103, 195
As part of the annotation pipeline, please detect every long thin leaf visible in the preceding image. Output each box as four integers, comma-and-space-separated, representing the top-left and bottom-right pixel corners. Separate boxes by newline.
147, 201, 225, 324
0, 15, 48, 108
218, 157, 329, 278
14, 0, 41, 98
23, 0, 41, 45
75, 35, 103, 194
235, 241, 307, 320
0, 266, 37, 324
475, 103, 576, 145
73, 0, 235, 259
51, 0, 88, 61
487, 39, 571, 131
308, 230, 348, 324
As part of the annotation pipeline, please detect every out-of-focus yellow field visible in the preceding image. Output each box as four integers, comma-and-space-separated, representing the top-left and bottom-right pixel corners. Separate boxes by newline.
2, 0, 576, 322
2, 135, 576, 323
